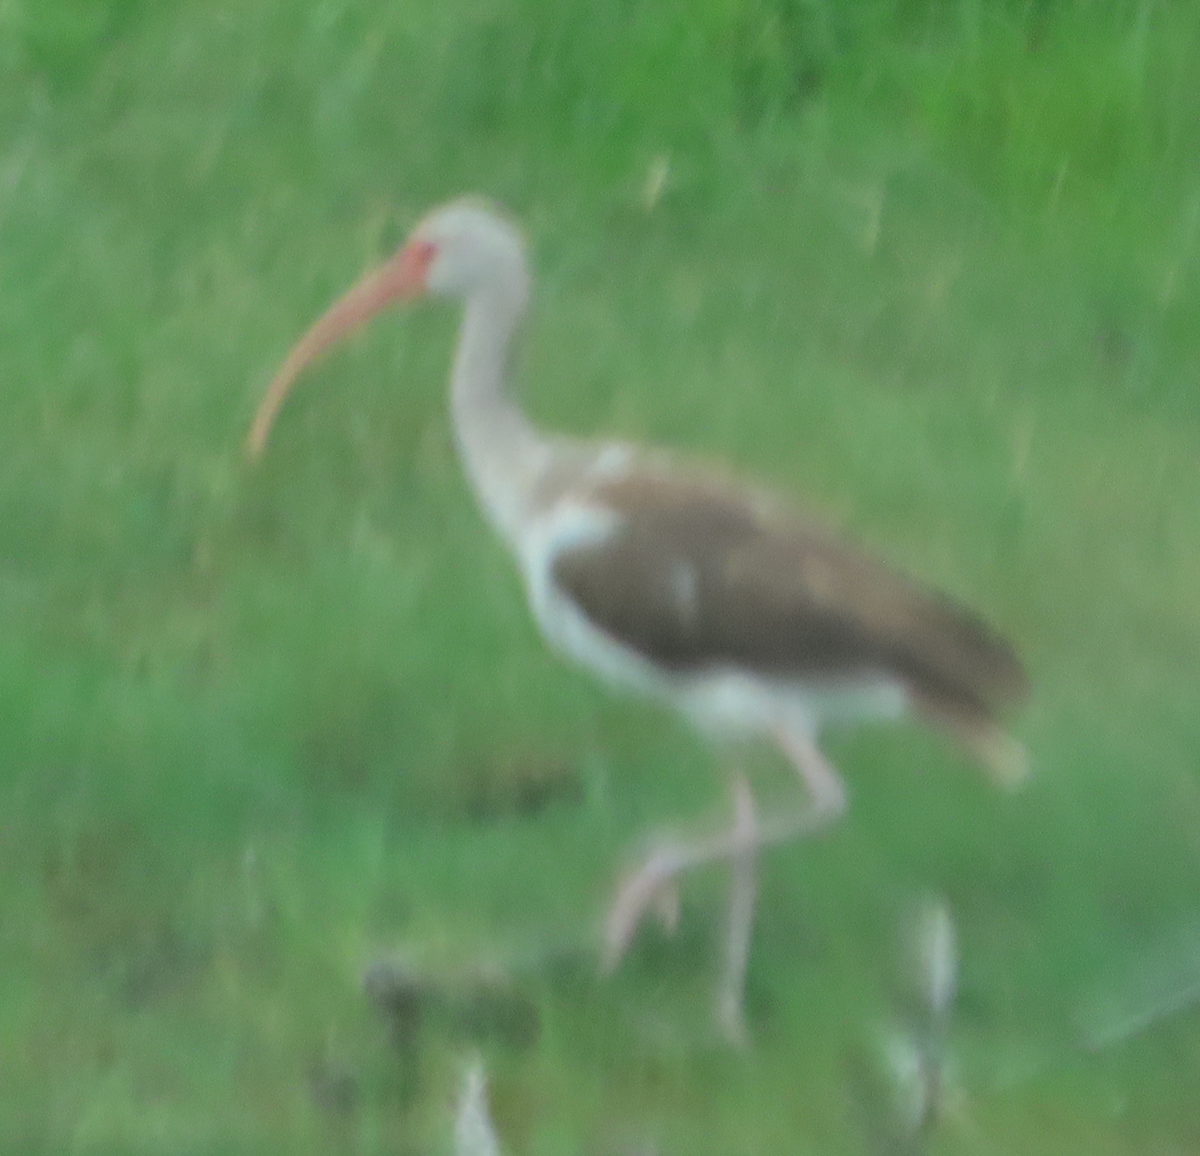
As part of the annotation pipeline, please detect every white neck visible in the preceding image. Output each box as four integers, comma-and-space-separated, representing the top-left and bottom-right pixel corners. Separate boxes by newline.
449, 280, 550, 546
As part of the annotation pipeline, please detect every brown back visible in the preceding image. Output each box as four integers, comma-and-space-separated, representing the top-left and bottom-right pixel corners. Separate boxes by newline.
552, 472, 1028, 718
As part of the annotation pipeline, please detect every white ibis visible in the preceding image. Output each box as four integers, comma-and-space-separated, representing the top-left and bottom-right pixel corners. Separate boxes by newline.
247, 198, 1028, 1040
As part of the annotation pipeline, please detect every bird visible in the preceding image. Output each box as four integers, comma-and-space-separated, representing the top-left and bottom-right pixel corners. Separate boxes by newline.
246, 197, 1029, 1041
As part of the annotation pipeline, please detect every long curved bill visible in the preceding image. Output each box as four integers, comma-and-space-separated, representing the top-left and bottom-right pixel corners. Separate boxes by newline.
245, 239, 436, 460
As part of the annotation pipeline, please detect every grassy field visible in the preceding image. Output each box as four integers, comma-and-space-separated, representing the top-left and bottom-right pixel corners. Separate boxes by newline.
1, 0, 1199, 1151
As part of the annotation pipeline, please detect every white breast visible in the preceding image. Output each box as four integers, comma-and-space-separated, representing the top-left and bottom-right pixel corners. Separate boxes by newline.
519, 500, 662, 694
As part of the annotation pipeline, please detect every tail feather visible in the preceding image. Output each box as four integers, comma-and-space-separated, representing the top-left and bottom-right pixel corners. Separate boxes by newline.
903, 590, 1029, 715
911, 689, 1030, 789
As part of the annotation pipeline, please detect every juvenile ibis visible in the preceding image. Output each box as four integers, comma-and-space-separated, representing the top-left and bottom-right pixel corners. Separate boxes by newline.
247, 198, 1028, 1040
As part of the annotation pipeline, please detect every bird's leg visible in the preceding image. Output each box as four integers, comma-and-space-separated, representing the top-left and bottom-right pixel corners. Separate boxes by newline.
602, 727, 847, 977
715, 773, 759, 1046
601, 840, 691, 973
774, 725, 849, 823
712, 730, 848, 1039
713, 732, 847, 1038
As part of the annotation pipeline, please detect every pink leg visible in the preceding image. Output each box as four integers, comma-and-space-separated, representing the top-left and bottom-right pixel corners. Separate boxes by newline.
601, 726, 849, 1007
775, 725, 849, 821
716, 774, 759, 1045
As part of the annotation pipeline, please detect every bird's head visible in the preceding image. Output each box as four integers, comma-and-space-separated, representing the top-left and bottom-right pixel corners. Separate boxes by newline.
245, 197, 527, 459
412, 198, 528, 300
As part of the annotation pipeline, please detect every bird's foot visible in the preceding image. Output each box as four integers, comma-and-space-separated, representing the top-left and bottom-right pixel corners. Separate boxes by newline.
600, 842, 687, 974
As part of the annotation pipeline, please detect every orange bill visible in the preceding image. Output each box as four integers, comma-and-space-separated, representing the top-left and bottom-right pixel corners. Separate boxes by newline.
245, 238, 437, 459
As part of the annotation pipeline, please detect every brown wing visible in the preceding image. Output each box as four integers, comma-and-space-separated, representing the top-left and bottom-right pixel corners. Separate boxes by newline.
551, 471, 1027, 719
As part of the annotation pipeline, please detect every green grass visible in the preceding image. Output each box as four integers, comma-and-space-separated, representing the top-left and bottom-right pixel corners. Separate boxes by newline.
1, 0, 1199, 1151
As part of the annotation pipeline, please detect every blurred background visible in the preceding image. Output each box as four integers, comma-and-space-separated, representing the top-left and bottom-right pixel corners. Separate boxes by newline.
0, 0, 1198, 1151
